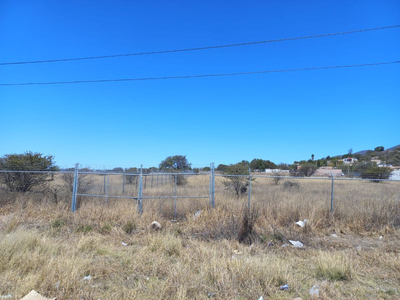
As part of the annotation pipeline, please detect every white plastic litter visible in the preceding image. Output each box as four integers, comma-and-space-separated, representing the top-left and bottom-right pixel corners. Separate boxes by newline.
121, 242, 128, 246
295, 219, 308, 228
289, 240, 304, 248
193, 210, 202, 219
1, 295, 12, 299
258, 297, 264, 300
331, 234, 338, 238
83, 275, 91, 281
280, 284, 289, 290
379, 235, 383, 240
309, 285, 320, 297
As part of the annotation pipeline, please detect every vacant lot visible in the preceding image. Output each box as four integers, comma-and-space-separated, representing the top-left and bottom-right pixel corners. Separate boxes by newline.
0, 177, 399, 299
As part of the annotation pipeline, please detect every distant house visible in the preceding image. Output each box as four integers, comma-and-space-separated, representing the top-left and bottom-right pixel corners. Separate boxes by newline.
265, 169, 290, 175
370, 157, 381, 165
342, 157, 358, 165
314, 167, 343, 177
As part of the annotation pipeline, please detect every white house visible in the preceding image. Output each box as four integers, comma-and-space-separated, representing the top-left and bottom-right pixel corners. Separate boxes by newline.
342, 157, 358, 165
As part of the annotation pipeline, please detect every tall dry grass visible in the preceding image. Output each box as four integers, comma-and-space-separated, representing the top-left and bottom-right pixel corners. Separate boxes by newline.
0, 175, 399, 299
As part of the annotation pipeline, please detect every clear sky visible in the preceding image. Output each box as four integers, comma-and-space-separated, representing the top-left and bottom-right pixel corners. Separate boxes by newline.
1, 0, 399, 169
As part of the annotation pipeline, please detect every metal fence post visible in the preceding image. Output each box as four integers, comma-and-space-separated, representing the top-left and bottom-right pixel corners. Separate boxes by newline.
330, 173, 334, 213
138, 165, 143, 215
122, 170, 125, 194
174, 174, 177, 220
103, 170, 106, 194
210, 163, 215, 208
105, 173, 110, 203
71, 163, 79, 212
248, 167, 251, 211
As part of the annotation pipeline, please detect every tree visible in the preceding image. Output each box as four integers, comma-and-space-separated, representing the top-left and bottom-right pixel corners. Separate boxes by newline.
249, 159, 277, 171
353, 162, 392, 182
159, 155, 191, 170
124, 167, 138, 185
298, 163, 318, 177
159, 155, 191, 186
61, 167, 94, 194
386, 147, 400, 165
216, 164, 228, 172
0, 151, 59, 192
222, 163, 254, 198
374, 146, 384, 152
277, 163, 290, 170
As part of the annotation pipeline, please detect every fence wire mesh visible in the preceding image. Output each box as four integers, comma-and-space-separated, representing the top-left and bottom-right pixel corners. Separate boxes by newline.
0, 166, 399, 225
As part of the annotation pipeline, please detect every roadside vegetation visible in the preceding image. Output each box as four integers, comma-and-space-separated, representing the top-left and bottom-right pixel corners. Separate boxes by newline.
0, 150, 399, 299
1, 176, 399, 299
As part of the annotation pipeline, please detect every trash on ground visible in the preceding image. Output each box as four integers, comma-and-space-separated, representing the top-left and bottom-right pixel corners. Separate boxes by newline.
82, 275, 92, 281
150, 221, 162, 230
20, 290, 56, 300
331, 234, 338, 238
379, 235, 383, 240
267, 241, 274, 246
233, 250, 242, 255
193, 210, 202, 219
280, 284, 289, 290
207, 292, 216, 298
295, 219, 308, 228
258, 296, 264, 300
121, 242, 128, 246
1, 295, 12, 299
282, 244, 289, 248
309, 285, 320, 298
289, 240, 304, 248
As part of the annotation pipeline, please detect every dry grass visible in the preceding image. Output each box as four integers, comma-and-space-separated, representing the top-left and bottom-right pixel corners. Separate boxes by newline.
0, 176, 399, 299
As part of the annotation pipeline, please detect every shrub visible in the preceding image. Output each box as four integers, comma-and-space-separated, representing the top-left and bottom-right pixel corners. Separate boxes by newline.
283, 181, 300, 190
0, 152, 58, 192
123, 221, 136, 234
61, 170, 94, 194
360, 167, 392, 182
222, 163, 254, 198
238, 207, 259, 244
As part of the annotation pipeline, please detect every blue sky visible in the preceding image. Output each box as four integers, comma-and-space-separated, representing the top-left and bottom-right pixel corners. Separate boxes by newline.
1, 0, 399, 169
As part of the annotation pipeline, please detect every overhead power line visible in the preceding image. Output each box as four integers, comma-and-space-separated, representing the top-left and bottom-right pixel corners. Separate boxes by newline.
1, 61, 398, 86
1, 25, 399, 66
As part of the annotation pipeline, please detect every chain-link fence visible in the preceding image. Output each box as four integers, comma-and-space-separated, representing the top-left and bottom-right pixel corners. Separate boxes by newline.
0, 164, 399, 224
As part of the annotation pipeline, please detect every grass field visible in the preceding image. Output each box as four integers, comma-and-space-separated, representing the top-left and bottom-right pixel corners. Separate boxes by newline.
0, 174, 399, 299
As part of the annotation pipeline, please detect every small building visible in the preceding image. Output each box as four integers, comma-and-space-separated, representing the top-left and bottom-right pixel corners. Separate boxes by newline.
342, 157, 358, 165
265, 169, 290, 175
